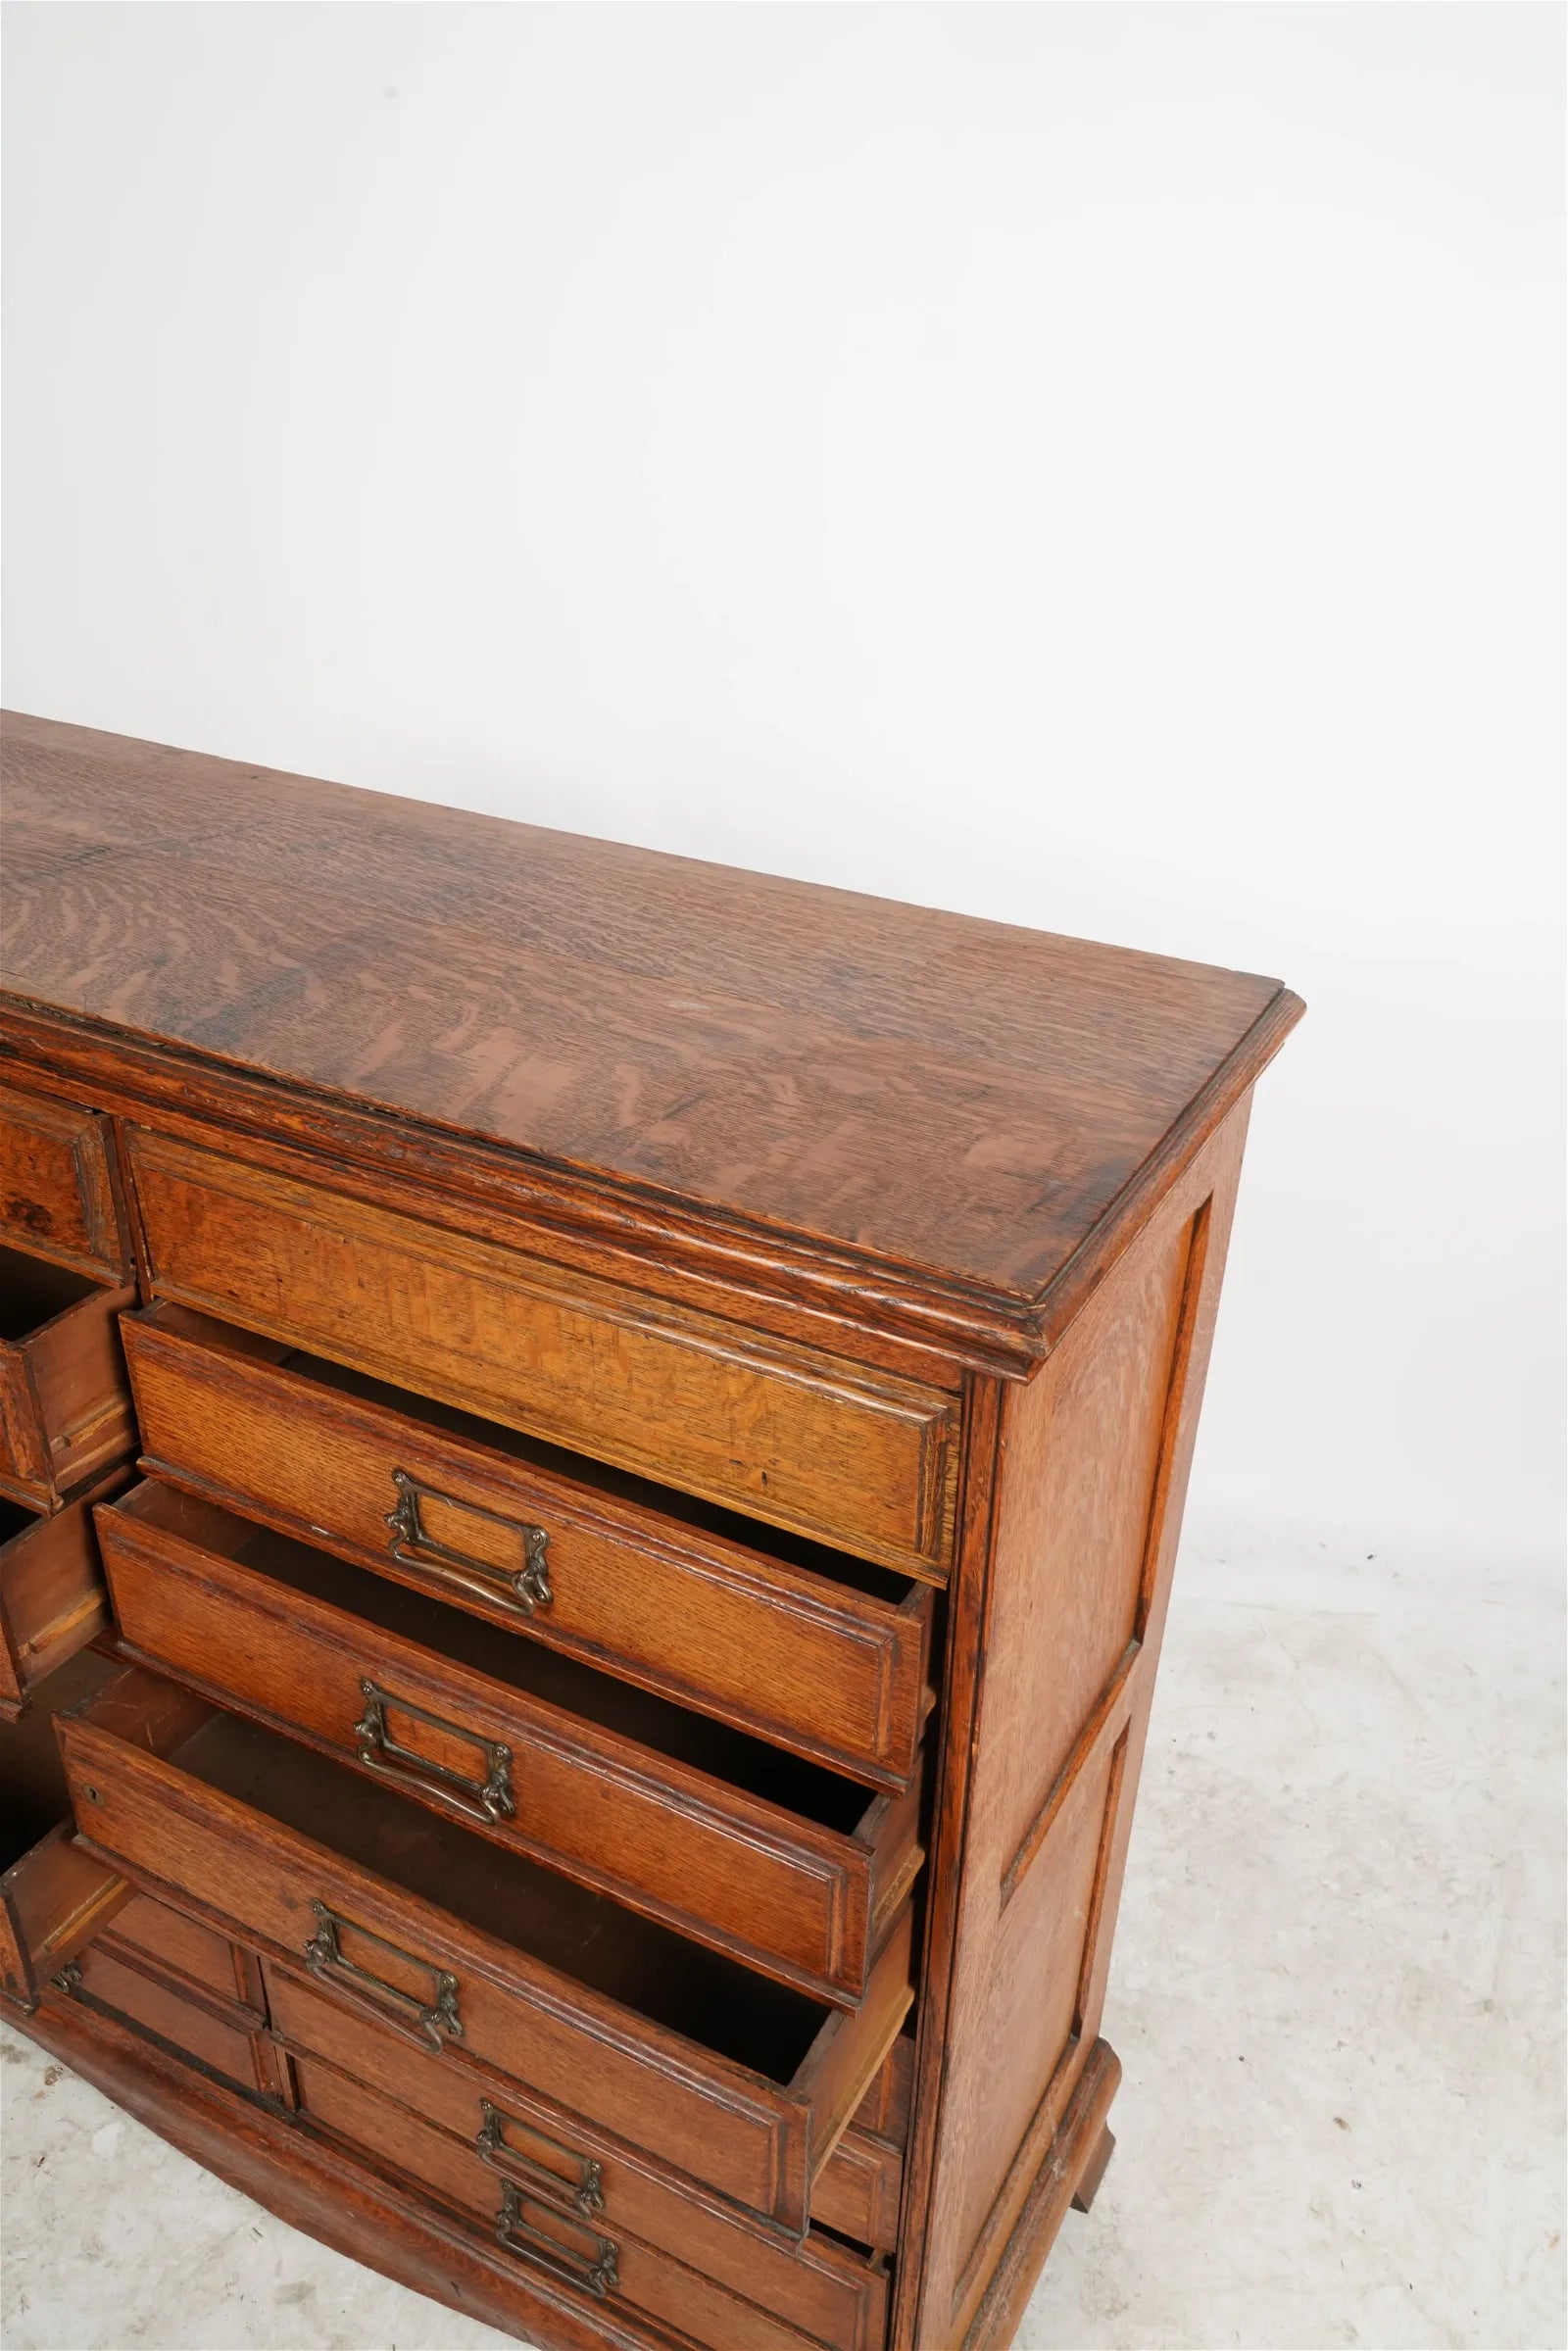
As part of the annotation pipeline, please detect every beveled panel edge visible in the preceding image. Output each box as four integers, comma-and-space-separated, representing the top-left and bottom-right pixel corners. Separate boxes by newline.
0, 987, 1302, 1378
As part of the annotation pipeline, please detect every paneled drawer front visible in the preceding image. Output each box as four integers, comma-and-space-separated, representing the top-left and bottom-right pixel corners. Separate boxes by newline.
809, 2123, 904, 2254
54, 1938, 268, 2093
266, 1962, 886, 2351
102, 1888, 255, 2007
0, 1088, 128, 1280
0, 1249, 136, 1511
123, 1304, 935, 1789
58, 1671, 915, 2234
290, 2052, 884, 2351
125, 1127, 959, 1579
97, 1483, 922, 2004
0, 1475, 119, 1720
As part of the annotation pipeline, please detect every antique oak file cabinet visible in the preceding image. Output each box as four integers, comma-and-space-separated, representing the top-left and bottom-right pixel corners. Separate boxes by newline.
0, 712, 1301, 2351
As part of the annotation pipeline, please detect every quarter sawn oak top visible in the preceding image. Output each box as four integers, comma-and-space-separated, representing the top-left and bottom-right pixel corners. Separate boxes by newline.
0, 711, 1301, 1335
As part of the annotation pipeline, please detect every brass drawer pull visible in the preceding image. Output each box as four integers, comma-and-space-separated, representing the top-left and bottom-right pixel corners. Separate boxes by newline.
495, 2180, 619, 2301
353, 1678, 514, 1827
303, 1900, 463, 2051
476, 2098, 606, 2220
386, 1468, 552, 1615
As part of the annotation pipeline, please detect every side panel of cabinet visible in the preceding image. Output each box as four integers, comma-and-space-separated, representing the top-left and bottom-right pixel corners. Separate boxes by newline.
898, 1101, 1252, 2351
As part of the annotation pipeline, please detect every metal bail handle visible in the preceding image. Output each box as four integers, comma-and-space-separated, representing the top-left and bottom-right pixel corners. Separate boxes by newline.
303, 1898, 464, 2051
385, 1467, 553, 1615
476, 2098, 606, 2220
352, 1678, 515, 1827
494, 2180, 619, 2301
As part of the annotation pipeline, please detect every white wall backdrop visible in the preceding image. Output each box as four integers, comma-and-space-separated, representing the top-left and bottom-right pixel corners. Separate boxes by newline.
5, 2, 1563, 1563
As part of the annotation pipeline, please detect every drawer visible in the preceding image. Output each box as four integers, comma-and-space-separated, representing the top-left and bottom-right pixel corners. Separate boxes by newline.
0, 1086, 129, 1280
0, 1247, 136, 1511
58, 1668, 915, 2234
97, 1481, 923, 2004
0, 1472, 121, 1720
0, 1646, 131, 2008
288, 2051, 885, 2351
850, 2032, 914, 2145
123, 1302, 935, 1790
100, 1887, 257, 2008
811, 2034, 912, 2252
810, 2121, 904, 2255
125, 1127, 959, 1579
265, 1961, 888, 2351
52, 1935, 271, 2095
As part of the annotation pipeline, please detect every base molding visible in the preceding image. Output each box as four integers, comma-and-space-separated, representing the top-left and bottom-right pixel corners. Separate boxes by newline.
958, 2037, 1121, 2350
4, 1989, 676, 2351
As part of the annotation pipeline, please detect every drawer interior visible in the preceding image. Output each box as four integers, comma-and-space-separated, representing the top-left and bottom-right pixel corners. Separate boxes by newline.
117, 1700, 848, 2086
0, 1249, 105, 1345
115, 1480, 887, 1835
0, 1645, 122, 1868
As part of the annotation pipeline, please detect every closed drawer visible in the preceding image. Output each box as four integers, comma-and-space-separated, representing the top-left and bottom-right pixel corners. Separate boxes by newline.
0, 1086, 129, 1280
100, 1887, 255, 2008
812, 2035, 912, 2252
97, 1481, 922, 2004
289, 2051, 885, 2351
0, 1473, 120, 1720
52, 1936, 269, 2095
124, 1302, 935, 1790
0, 1248, 136, 1511
811, 2121, 904, 2255
265, 1961, 887, 2351
57, 1668, 915, 2234
125, 1127, 959, 1579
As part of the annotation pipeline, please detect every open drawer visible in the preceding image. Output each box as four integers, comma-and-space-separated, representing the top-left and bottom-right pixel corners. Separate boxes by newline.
57, 1668, 915, 2235
0, 1473, 122, 1721
0, 1645, 130, 2008
0, 1248, 136, 1511
122, 1302, 936, 1791
95, 1481, 923, 2005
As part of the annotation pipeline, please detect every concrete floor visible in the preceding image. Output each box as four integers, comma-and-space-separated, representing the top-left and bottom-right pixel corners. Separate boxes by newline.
3, 1525, 1563, 2351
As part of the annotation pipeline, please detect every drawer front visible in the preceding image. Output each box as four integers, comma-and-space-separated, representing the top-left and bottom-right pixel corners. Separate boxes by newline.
290, 2054, 880, 2351
58, 1674, 915, 2234
123, 1305, 934, 1788
0, 1479, 116, 1720
125, 1126, 958, 1578
0, 1088, 128, 1280
55, 1939, 266, 2092
101, 1888, 252, 2006
0, 1252, 136, 1511
811, 2124, 904, 2254
97, 1485, 922, 2003
266, 1962, 885, 2351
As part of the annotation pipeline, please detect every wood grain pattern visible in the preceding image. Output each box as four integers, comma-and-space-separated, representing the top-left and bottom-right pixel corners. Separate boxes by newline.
55, 1936, 272, 2096
0, 716, 1304, 2350
1, 710, 1302, 1359
0, 1083, 129, 1279
125, 1125, 960, 1577
897, 1108, 1249, 2347
58, 1668, 914, 2235
95, 1479, 923, 2004
0, 1822, 130, 2010
264, 1958, 889, 2350
122, 1302, 935, 1787
0, 1249, 136, 1510
0, 1473, 122, 1717
20, 1989, 708, 2351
